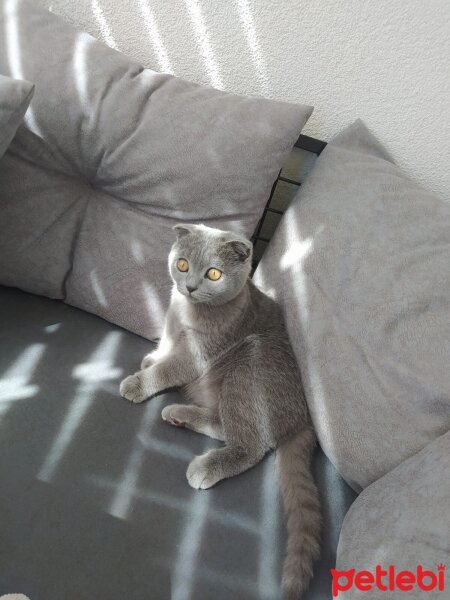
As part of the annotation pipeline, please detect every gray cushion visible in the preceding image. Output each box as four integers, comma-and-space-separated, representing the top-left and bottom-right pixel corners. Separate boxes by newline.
336, 431, 450, 599
0, 285, 356, 600
254, 120, 450, 491
0, 74, 34, 158
0, 0, 312, 340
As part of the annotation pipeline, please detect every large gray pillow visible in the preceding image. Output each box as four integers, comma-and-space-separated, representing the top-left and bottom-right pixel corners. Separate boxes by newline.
335, 431, 450, 599
254, 120, 450, 491
0, 0, 312, 340
0, 74, 34, 158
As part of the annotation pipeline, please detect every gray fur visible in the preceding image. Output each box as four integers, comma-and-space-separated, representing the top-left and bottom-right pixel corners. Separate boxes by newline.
120, 224, 321, 598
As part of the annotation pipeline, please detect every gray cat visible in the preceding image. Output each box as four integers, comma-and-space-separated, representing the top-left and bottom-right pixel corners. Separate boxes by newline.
120, 224, 321, 599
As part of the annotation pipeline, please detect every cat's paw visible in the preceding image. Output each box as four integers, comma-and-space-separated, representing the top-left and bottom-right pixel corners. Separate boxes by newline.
120, 374, 147, 403
186, 453, 221, 490
161, 404, 186, 427
140, 354, 156, 370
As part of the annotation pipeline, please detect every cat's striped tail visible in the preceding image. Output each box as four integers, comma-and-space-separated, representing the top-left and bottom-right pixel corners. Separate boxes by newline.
277, 426, 322, 600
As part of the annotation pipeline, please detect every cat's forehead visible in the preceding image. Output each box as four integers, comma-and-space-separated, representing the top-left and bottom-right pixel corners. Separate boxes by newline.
176, 225, 224, 249
171, 224, 251, 268
175, 232, 224, 262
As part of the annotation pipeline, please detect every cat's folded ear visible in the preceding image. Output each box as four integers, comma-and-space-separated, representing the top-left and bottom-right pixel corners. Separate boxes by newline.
173, 224, 197, 238
223, 238, 253, 263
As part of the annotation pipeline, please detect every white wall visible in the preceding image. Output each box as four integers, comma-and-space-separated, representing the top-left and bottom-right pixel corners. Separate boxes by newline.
40, 0, 450, 199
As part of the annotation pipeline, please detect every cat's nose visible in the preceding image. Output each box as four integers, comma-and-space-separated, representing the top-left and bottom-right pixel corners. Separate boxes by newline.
186, 285, 197, 294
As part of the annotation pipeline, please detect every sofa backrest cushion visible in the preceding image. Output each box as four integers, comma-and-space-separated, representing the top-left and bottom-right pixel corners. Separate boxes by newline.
254, 119, 450, 491
336, 431, 450, 593
0, 74, 33, 158
0, 0, 312, 340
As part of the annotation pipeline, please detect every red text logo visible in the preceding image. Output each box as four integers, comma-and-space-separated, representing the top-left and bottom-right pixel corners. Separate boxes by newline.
331, 564, 446, 597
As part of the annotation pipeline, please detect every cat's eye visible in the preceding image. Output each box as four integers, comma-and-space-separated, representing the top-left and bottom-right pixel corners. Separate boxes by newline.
177, 258, 189, 272
206, 267, 222, 281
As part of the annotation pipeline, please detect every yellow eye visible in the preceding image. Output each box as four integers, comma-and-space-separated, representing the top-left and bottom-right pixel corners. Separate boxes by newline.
177, 258, 189, 272
206, 268, 222, 281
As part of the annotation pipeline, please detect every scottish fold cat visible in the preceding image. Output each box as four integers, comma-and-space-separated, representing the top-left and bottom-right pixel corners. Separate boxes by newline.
120, 224, 321, 599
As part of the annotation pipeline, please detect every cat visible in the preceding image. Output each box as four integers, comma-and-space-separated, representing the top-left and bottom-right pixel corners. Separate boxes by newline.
120, 223, 321, 599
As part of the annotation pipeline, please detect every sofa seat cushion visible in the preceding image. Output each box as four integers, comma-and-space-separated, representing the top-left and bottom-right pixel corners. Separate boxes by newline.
0, 286, 356, 600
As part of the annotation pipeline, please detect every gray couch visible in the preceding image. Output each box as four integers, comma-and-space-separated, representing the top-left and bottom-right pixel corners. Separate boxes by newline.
0, 2, 357, 598
3, 3, 448, 600
0, 286, 356, 600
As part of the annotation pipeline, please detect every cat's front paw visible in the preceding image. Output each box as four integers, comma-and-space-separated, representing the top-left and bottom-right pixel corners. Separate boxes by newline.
140, 354, 156, 370
186, 452, 222, 490
120, 374, 147, 403
161, 404, 186, 427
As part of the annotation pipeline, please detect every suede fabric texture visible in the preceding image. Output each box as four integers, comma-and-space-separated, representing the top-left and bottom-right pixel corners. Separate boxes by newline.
0, 0, 313, 340
0, 74, 34, 158
254, 120, 450, 491
335, 431, 450, 599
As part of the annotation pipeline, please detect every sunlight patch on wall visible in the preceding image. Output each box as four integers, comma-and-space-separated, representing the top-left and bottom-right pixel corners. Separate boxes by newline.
137, 0, 173, 73
235, 0, 270, 95
183, 0, 223, 89
91, 0, 119, 50
37, 331, 123, 482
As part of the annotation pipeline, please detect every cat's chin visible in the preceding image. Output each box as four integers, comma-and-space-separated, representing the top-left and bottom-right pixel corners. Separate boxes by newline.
186, 294, 215, 306
179, 291, 202, 304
